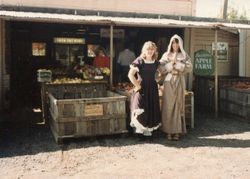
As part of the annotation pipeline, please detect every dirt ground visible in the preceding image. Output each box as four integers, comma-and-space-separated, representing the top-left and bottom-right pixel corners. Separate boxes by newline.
0, 110, 250, 179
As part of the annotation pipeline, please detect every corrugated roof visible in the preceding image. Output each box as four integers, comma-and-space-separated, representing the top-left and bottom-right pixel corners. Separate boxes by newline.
1, 10, 250, 29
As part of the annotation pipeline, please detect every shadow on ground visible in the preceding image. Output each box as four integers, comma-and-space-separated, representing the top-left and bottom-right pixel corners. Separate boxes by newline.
0, 107, 250, 158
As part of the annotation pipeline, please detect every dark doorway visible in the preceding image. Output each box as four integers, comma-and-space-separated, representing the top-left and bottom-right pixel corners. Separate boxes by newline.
9, 21, 184, 109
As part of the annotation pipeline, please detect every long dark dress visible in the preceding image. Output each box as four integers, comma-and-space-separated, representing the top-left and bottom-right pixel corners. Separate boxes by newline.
130, 57, 161, 136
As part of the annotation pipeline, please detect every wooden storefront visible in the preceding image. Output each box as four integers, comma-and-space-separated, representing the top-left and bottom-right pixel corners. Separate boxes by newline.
1, 8, 250, 120
0, 20, 184, 110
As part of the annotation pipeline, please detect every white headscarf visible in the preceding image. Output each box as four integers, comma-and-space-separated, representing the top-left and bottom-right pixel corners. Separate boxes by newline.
160, 34, 187, 62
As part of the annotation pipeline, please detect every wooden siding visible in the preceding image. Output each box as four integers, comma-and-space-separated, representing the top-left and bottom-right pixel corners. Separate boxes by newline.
190, 28, 239, 76
0, 0, 196, 16
0, 20, 10, 110
184, 28, 192, 90
245, 30, 250, 77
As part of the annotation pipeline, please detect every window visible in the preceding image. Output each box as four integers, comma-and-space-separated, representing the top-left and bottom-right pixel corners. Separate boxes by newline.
32, 42, 46, 56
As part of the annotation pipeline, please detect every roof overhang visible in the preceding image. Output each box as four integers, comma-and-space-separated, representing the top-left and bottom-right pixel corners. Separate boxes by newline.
1, 10, 250, 30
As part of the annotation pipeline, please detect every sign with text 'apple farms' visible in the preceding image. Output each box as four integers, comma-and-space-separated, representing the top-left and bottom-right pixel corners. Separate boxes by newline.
194, 50, 214, 75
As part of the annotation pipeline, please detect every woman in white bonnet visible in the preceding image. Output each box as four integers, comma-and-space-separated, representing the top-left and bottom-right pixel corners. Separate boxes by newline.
159, 34, 192, 140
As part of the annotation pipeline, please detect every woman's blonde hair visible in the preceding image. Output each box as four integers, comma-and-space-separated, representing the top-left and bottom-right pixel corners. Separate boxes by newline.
140, 41, 158, 60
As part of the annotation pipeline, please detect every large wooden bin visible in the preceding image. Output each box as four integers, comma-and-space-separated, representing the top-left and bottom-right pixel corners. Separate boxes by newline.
220, 87, 250, 120
194, 76, 250, 110
48, 90, 127, 143
42, 81, 107, 120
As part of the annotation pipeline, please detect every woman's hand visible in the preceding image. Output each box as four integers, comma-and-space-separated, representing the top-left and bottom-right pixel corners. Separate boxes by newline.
174, 61, 185, 72
166, 62, 174, 72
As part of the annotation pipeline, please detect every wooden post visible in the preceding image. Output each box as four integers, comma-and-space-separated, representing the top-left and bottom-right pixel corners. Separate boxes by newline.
0, 20, 3, 111
191, 92, 194, 128
223, 0, 228, 19
214, 28, 218, 118
109, 24, 114, 87
41, 82, 46, 124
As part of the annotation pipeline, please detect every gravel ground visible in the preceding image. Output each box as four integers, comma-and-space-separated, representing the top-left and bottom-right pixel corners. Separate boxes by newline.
0, 110, 250, 179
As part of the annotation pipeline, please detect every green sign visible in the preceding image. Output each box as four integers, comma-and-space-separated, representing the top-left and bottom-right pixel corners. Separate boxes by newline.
194, 50, 214, 75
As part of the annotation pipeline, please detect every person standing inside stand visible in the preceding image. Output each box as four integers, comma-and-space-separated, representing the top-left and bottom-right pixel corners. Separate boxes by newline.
160, 34, 193, 141
93, 48, 110, 68
128, 41, 161, 136
117, 43, 136, 82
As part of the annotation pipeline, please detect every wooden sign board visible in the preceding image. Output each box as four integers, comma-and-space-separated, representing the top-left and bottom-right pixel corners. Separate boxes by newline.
194, 49, 214, 76
100, 28, 124, 38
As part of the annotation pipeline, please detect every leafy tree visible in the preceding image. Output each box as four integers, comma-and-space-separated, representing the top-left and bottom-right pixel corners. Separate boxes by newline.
227, 7, 248, 20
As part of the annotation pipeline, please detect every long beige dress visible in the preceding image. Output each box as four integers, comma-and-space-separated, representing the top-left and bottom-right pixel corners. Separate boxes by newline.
160, 35, 193, 134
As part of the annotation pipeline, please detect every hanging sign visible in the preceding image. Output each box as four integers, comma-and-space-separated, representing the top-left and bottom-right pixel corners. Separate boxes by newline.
100, 28, 125, 38
194, 50, 214, 76
53, 37, 85, 44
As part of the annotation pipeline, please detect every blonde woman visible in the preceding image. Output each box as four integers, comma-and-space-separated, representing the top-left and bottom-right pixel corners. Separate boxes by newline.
128, 41, 161, 136
160, 34, 193, 140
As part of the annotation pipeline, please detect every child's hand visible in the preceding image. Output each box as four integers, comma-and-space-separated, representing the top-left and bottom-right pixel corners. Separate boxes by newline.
134, 85, 141, 92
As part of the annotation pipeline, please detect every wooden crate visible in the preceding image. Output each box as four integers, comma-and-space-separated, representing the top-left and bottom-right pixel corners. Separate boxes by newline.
42, 81, 107, 120
45, 81, 107, 99
37, 69, 52, 82
220, 87, 250, 120
194, 76, 250, 110
48, 90, 127, 143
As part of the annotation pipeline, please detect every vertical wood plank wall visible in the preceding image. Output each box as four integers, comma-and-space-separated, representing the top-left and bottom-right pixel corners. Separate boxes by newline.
190, 28, 239, 76
184, 28, 193, 90
0, 20, 9, 111
245, 31, 250, 77
3, 22, 10, 109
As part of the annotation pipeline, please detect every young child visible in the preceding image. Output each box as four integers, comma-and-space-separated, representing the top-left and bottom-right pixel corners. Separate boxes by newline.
128, 41, 161, 136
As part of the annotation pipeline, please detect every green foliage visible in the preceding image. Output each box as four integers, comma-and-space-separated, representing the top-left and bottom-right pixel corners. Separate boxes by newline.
227, 7, 248, 20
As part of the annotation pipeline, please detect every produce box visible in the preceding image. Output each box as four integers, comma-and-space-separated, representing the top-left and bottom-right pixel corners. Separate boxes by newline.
194, 76, 250, 110
37, 69, 52, 82
42, 80, 107, 120
48, 90, 127, 143
220, 87, 250, 120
